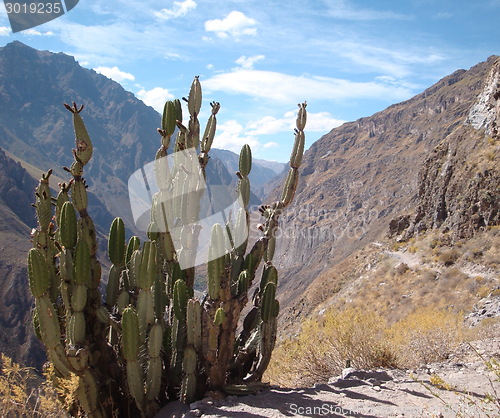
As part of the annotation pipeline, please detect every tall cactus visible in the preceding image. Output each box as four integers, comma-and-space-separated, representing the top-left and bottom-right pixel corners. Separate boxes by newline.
28, 77, 307, 417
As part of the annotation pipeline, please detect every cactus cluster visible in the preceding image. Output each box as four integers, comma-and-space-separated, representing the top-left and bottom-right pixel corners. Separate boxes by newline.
28, 76, 307, 417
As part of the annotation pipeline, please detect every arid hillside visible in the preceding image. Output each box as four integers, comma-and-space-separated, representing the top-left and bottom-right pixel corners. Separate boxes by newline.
269, 56, 500, 329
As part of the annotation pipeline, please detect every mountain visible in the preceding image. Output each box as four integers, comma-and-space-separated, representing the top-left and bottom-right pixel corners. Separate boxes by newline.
0, 41, 164, 237
0, 148, 46, 369
267, 55, 500, 328
210, 148, 285, 190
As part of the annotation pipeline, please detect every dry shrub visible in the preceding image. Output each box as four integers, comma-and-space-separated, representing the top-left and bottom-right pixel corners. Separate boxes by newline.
0, 353, 67, 418
476, 285, 491, 299
265, 307, 395, 387
438, 248, 461, 266
387, 307, 464, 368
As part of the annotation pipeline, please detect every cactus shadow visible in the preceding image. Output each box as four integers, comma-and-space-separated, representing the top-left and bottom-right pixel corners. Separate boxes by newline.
190, 385, 388, 418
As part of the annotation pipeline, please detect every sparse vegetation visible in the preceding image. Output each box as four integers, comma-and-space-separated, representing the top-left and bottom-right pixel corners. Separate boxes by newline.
266, 306, 470, 387
0, 353, 66, 418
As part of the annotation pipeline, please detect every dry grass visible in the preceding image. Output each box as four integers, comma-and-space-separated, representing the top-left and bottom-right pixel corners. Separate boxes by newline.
0, 353, 67, 418
266, 307, 396, 387
265, 305, 474, 387
387, 307, 464, 368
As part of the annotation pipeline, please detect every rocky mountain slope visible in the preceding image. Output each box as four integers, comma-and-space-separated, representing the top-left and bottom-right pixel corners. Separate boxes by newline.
269, 55, 500, 328
0, 148, 45, 369
396, 57, 500, 241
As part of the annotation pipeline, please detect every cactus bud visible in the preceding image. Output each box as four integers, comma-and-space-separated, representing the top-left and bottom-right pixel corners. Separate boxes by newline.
108, 217, 126, 266
214, 307, 225, 326
64, 102, 93, 165
239, 144, 252, 177
188, 76, 202, 116
162, 100, 177, 137
296, 102, 307, 131
125, 236, 141, 266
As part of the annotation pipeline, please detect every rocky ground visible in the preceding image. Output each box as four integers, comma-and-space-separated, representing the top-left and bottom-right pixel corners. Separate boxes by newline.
155, 337, 500, 418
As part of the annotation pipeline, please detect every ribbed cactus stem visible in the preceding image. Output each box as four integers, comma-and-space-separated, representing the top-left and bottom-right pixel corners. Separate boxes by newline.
146, 323, 163, 401
122, 308, 144, 409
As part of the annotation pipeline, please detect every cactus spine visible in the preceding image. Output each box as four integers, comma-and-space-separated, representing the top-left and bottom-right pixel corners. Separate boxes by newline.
28, 79, 306, 417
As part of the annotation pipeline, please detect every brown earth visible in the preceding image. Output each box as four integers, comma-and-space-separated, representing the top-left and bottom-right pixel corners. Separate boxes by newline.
155, 337, 500, 417
273, 56, 500, 333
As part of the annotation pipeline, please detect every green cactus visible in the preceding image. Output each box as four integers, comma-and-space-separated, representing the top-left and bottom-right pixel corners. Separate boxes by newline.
27, 77, 307, 417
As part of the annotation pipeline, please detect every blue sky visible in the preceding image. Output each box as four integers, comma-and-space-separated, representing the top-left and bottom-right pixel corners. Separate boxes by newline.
0, 0, 499, 162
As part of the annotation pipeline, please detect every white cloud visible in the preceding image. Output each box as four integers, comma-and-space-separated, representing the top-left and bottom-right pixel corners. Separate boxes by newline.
213, 120, 260, 153
23, 29, 41, 35
235, 55, 265, 69
263, 142, 279, 149
307, 112, 345, 131
204, 69, 413, 103
246, 116, 289, 135
205, 11, 257, 39
137, 87, 175, 113
94, 66, 135, 83
246, 111, 344, 136
164, 52, 180, 59
155, 0, 197, 20
20, 28, 54, 36
0, 26, 10, 36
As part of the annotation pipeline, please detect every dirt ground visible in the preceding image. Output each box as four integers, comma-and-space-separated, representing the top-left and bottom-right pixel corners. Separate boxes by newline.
155, 338, 500, 418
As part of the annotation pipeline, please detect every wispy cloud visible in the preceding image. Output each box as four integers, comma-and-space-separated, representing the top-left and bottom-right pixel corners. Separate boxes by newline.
235, 55, 265, 69
323, 0, 410, 20
204, 69, 413, 103
94, 66, 135, 82
137, 87, 174, 112
0, 27, 9, 36
155, 0, 197, 20
307, 35, 447, 79
205, 11, 257, 39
